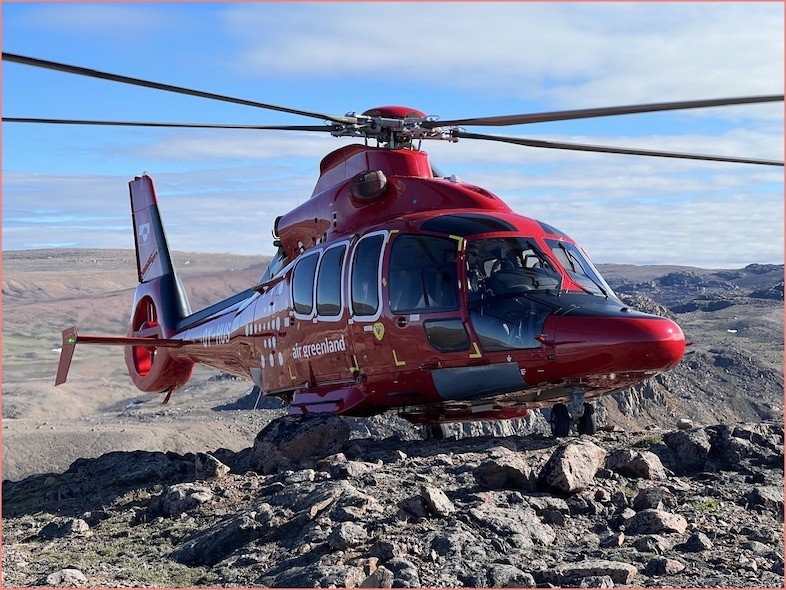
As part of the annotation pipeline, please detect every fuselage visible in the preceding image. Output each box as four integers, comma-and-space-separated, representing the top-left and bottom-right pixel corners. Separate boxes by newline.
136, 144, 685, 423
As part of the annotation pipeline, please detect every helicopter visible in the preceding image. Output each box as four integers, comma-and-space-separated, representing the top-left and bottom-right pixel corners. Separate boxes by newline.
3, 53, 783, 438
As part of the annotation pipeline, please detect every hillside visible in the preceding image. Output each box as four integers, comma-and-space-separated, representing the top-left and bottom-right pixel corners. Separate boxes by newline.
1, 248, 783, 587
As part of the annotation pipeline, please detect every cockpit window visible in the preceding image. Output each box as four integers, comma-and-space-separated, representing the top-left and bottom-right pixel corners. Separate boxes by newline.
259, 246, 290, 283
465, 237, 559, 352
546, 239, 617, 300
466, 237, 561, 300
420, 214, 516, 236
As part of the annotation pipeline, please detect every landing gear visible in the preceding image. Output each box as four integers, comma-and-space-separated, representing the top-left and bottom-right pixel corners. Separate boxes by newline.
577, 402, 598, 435
422, 423, 451, 440
550, 403, 571, 438
549, 395, 599, 438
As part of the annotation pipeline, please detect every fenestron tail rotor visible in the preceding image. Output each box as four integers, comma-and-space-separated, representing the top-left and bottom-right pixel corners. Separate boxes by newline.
3, 52, 783, 166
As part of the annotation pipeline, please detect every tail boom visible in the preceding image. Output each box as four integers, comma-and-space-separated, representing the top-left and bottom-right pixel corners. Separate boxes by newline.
55, 326, 189, 386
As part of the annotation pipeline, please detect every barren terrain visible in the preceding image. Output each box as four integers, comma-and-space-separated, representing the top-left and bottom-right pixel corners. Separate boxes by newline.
1, 248, 783, 588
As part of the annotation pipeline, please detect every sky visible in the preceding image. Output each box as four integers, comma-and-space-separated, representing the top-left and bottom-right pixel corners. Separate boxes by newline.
2, 2, 784, 268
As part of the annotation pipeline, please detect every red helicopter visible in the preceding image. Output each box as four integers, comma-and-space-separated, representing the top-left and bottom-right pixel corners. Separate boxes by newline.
4, 53, 783, 438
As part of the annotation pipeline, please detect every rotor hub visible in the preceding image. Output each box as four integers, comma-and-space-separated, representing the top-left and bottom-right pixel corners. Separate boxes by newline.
333, 105, 456, 148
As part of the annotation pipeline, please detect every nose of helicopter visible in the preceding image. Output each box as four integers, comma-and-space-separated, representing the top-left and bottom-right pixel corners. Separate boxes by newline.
551, 314, 685, 375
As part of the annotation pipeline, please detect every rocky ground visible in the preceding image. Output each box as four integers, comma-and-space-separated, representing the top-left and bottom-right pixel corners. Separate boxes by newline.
2, 415, 783, 588
2, 250, 783, 587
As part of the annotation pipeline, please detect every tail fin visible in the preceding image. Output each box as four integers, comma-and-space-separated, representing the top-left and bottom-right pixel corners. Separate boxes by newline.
129, 175, 191, 329
130, 174, 176, 283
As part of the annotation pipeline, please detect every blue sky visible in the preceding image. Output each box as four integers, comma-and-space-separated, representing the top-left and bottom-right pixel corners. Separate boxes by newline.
2, 2, 784, 267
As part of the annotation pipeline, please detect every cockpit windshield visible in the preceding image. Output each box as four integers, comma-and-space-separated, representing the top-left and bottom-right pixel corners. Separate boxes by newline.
466, 237, 560, 351
466, 237, 561, 301
546, 239, 618, 301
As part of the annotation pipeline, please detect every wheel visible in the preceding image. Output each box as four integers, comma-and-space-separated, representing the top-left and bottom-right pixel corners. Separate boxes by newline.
578, 402, 598, 435
422, 423, 450, 440
550, 403, 571, 438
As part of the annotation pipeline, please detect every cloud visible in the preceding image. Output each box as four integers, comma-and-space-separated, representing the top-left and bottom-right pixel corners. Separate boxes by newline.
222, 3, 783, 107
11, 4, 171, 34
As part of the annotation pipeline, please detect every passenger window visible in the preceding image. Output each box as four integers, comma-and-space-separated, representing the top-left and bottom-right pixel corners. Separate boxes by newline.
316, 245, 346, 316
389, 235, 458, 313
351, 234, 384, 316
292, 253, 319, 315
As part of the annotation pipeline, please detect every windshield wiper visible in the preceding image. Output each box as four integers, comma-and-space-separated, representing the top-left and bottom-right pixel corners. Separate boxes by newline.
557, 243, 608, 299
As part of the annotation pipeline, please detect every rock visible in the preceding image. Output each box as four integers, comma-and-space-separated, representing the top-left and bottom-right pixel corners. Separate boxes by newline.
345, 460, 382, 478
272, 564, 367, 588
474, 454, 537, 490
544, 560, 637, 585
360, 565, 395, 588
469, 505, 555, 548
398, 496, 429, 519
540, 440, 607, 493
372, 539, 403, 561
45, 568, 88, 587
430, 523, 488, 562
283, 468, 316, 484
526, 495, 570, 514
746, 485, 784, 515
626, 509, 688, 534
38, 518, 90, 540
487, 564, 535, 587
158, 483, 214, 517
80, 510, 110, 527
676, 418, 694, 430
606, 449, 667, 480
328, 522, 369, 550
634, 535, 672, 555
644, 557, 685, 576
248, 414, 351, 474
633, 486, 676, 511
420, 485, 455, 517
195, 452, 230, 480
678, 531, 713, 552
386, 557, 421, 588
579, 575, 614, 588
600, 531, 625, 547
171, 511, 270, 566
663, 428, 711, 474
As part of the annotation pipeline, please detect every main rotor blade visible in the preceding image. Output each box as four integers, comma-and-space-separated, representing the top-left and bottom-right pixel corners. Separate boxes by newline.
430, 95, 784, 128
2, 52, 357, 126
455, 131, 785, 167
2, 117, 335, 132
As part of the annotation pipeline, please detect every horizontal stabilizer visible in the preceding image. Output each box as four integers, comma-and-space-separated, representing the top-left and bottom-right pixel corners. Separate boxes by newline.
55, 326, 188, 386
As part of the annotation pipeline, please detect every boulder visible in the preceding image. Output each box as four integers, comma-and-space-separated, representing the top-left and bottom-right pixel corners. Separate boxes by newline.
644, 557, 685, 576
746, 486, 784, 515
543, 560, 637, 585
171, 511, 270, 566
420, 485, 456, 517
469, 505, 555, 548
606, 449, 667, 480
360, 565, 395, 588
38, 518, 90, 540
158, 483, 214, 517
386, 558, 421, 588
45, 569, 88, 587
540, 440, 606, 493
663, 429, 711, 474
249, 414, 350, 474
195, 452, 230, 480
474, 454, 537, 490
625, 509, 688, 535
328, 522, 369, 550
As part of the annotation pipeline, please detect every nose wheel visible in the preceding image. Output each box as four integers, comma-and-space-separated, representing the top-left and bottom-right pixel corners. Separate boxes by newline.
421, 423, 451, 440
549, 396, 599, 437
